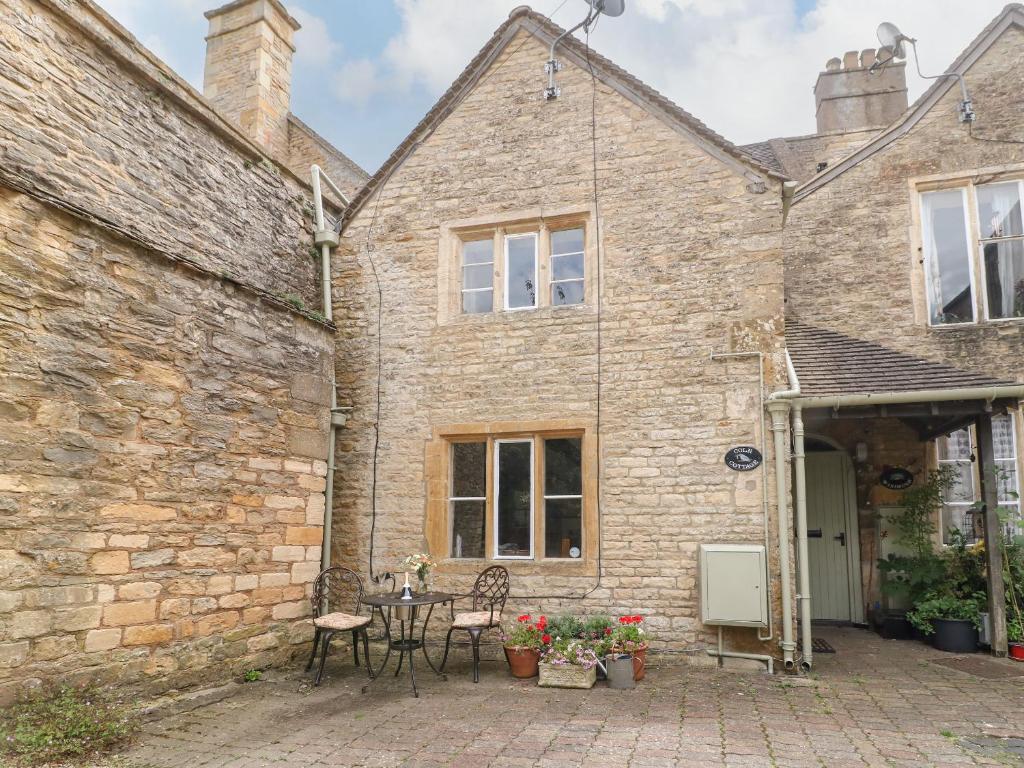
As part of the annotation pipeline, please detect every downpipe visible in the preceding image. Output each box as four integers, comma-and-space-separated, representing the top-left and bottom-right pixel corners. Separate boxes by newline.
767, 401, 796, 670
792, 404, 813, 671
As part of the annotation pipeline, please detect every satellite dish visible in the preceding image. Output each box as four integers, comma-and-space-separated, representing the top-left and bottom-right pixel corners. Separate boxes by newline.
876, 21, 908, 59
585, 0, 626, 17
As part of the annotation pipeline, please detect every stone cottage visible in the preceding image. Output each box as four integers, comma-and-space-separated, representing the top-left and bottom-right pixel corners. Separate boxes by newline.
2, 0, 1024, 701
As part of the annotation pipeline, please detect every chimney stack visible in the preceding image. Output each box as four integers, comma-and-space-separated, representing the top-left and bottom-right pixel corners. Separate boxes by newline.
814, 49, 908, 133
203, 0, 300, 158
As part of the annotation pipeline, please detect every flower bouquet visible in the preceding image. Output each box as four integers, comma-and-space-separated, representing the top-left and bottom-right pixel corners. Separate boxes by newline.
400, 552, 436, 592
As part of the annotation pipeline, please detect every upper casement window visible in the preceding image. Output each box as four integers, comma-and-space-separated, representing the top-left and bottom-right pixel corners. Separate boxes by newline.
445, 215, 591, 320
920, 178, 1024, 325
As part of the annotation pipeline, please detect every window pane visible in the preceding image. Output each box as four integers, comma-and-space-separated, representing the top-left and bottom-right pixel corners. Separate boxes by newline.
496, 441, 532, 557
942, 504, 979, 545
505, 236, 537, 309
462, 289, 492, 314
463, 239, 493, 265
994, 414, 1019, 506
451, 500, 485, 559
551, 252, 584, 281
463, 263, 493, 290
551, 281, 584, 306
938, 428, 972, 461
452, 442, 486, 497
945, 461, 975, 503
977, 182, 1023, 239
545, 498, 582, 558
551, 228, 584, 255
545, 438, 581, 495
922, 190, 973, 324
982, 239, 1024, 319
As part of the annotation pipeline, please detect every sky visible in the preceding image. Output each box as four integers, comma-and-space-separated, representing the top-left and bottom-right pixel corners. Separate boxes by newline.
94, 0, 1010, 175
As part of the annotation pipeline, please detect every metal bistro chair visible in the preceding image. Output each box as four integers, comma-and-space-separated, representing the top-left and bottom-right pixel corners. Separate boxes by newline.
306, 566, 377, 686
439, 565, 510, 683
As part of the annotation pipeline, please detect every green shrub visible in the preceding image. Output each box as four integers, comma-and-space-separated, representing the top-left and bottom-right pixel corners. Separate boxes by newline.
908, 590, 986, 634
243, 669, 263, 683
0, 686, 136, 766
545, 615, 584, 641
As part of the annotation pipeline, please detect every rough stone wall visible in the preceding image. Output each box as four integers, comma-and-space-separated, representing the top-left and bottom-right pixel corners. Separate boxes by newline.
287, 117, 368, 203
0, 189, 332, 704
0, 0, 321, 308
786, 25, 1024, 381
331, 28, 788, 653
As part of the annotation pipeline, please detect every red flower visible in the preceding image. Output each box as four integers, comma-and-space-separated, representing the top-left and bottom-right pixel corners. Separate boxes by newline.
541, 634, 551, 644
604, 627, 612, 636
618, 616, 626, 624
518, 614, 531, 623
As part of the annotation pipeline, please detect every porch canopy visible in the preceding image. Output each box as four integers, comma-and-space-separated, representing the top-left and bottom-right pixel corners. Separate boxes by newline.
777, 320, 1024, 665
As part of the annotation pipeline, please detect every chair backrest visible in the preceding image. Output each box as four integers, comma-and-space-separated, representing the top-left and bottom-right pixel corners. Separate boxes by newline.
310, 566, 364, 617
472, 565, 510, 613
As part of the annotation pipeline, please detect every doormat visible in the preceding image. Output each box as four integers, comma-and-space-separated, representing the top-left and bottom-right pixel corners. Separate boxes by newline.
800, 638, 836, 654
930, 655, 1024, 679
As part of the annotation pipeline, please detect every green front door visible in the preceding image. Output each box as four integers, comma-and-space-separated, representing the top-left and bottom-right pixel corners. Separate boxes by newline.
806, 451, 854, 622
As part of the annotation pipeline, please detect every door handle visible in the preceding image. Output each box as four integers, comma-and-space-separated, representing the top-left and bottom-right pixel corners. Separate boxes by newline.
807, 529, 822, 538
834, 531, 846, 547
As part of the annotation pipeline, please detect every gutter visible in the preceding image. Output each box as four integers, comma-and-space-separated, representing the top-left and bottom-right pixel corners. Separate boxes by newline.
310, 165, 351, 574
795, 384, 1024, 410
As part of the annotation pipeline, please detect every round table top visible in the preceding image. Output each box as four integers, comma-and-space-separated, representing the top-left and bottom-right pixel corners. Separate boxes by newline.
361, 590, 453, 607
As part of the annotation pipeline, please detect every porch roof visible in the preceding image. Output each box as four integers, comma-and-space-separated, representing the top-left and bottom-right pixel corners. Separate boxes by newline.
786, 320, 1013, 397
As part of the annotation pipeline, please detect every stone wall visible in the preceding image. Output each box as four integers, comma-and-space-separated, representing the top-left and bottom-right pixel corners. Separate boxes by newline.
0, 188, 332, 704
786, 24, 1024, 381
0, 0, 324, 308
288, 116, 368, 203
330, 24, 789, 654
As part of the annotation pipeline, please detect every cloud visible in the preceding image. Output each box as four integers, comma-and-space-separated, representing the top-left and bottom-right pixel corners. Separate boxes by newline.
291, 5, 341, 68
347, 0, 1009, 145
332, 59, 383, 108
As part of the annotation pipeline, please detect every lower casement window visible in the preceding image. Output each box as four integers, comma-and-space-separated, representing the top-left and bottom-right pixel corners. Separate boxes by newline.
446, 432, 585, 562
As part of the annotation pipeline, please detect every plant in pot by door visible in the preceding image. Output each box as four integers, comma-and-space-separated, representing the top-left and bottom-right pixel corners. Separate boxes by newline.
538, 638, 600, 689
610, 615, 648, 681
908, 590, 986, 653
1008, 618, 1024, 660
501, 614, 549, 678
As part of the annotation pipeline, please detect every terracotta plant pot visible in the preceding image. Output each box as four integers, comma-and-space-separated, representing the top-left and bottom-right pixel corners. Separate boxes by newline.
1010, 643, 1024, 661
504, 646, 540, 678
632, 645, 648, 681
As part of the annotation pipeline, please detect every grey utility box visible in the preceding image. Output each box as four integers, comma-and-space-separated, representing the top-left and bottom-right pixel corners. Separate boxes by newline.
700, 544, 768, 628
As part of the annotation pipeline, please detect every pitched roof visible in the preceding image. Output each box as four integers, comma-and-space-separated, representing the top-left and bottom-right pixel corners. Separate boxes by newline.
794, 3, 1024, 202
786, 320, 1014, 397
338, 5, 786, 231
740, 141, 787, 177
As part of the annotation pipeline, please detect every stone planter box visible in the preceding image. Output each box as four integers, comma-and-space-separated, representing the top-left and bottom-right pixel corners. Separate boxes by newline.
537, 663, 597, 689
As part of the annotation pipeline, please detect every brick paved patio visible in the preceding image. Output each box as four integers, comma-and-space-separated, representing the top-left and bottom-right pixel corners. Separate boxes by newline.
118, 627, 1024, 767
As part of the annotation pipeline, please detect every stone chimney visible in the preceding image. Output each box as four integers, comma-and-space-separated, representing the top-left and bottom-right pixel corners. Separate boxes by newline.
203, 0, 300, 159
813, 49, 908, 133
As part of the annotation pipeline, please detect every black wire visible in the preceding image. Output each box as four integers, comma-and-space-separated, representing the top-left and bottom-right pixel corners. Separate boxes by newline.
523, 19, 604, 602
968, 121, 1024, 145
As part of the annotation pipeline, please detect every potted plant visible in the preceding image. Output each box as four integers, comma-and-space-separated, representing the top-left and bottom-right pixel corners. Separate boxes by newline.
908, 589, 986, 652
1008, 617, 1024, 660
501, 614, 548, 678
538, 638, 599, 689
610, 615, 648, 680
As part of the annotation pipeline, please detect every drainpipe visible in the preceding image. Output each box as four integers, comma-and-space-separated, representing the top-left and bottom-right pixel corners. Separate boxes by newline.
310, 166, 350, 573
791, 404, 812, 671
767, 400, 797, 670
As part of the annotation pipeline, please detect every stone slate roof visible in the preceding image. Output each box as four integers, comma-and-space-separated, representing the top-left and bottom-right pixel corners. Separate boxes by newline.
339, 5, 786, 230
786, 320, 1014, 396
739, 141, 787, 177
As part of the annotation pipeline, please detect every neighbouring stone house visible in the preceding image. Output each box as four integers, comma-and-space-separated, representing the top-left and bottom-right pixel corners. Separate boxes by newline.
0, 0, 365, 703
2, 0, 1024, 701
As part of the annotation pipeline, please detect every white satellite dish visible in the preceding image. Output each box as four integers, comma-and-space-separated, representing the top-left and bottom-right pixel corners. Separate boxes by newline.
585, 0, 626, 17
876, 21, 908, 59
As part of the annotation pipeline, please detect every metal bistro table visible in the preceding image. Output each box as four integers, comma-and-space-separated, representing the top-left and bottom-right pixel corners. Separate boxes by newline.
360, 590, 452, 697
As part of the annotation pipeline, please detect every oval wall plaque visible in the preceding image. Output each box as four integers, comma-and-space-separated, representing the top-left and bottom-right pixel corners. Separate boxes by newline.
880, 466, 914, 490
725, 446, 763, 471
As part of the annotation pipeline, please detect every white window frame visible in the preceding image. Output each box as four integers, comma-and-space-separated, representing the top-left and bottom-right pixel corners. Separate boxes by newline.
549, 228, 585, 307
460, 239, 494, 315
503, 233, 538, 311
994, 413, 1022, 534
921, 187, 978, 327
937, 427, 977, 544
448, 441, 487, 559
543, 438, 584, 559
975, 179, 1024, 323
493, 438, 534, 560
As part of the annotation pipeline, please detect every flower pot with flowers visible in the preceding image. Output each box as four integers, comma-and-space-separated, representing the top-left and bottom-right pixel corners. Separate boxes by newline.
538, 638, 600, 689
611, 615, 648, 680
501, 614, 549, 678
401, 553, 437, 593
